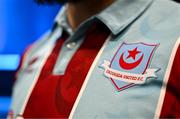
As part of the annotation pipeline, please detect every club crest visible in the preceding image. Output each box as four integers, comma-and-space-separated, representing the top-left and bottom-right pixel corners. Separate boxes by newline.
100, 42, 159, 91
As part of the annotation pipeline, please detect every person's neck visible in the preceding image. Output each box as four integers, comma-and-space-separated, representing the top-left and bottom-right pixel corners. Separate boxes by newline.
66, 0, 114, 31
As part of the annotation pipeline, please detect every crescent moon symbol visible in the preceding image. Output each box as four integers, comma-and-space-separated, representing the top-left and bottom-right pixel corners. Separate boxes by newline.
119, 53, 144, 70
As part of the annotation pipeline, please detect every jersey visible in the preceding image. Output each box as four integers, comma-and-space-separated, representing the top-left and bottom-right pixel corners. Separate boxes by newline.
9, 0, 180, 118
22, 23, 110, 118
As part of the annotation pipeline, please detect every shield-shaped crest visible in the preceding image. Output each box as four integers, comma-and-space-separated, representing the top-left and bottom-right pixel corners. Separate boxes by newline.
101, 42, 158, 91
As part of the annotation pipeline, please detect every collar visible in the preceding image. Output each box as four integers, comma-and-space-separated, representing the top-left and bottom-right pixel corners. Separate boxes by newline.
54, 6, 74, 35
54, 0, 153, 35
96, 0, 153, 35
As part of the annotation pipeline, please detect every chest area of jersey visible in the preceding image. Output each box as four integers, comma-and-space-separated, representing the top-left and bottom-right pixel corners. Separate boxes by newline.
22, 28, 109, 117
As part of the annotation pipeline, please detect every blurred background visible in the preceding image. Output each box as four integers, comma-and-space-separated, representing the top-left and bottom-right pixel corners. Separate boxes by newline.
0, 0, 179, 118
0, 0, 60, 117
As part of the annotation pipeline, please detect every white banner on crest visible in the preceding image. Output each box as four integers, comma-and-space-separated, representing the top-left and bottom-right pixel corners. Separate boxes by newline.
100, 60, 158, 84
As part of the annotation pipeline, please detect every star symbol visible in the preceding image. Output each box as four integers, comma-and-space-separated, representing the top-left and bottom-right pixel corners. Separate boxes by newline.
126, 47, 141, 60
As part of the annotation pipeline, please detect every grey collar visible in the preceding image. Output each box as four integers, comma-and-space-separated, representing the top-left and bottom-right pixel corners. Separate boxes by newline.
54, 0, 153, 35
96, 0, 153, 35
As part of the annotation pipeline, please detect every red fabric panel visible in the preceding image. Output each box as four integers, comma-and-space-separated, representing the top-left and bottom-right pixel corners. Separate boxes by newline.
23, 24, 110, 118
160, 45, 180, 118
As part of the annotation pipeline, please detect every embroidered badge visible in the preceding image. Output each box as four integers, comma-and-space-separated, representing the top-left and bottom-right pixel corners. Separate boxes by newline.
100, 42, 159, 91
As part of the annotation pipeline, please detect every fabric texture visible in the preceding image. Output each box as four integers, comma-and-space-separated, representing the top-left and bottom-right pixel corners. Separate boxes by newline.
23, 24, 110, 118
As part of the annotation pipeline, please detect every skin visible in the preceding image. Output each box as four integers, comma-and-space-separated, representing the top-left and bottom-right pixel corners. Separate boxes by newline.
66, 0, 115, 31
37, 0, 115, 31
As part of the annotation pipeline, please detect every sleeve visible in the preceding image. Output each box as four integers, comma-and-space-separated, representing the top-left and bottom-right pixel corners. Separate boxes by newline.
14, 45, 32, 82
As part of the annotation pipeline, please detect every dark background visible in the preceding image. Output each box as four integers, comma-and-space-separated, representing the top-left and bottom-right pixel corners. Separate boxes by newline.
0, 0, 179, 118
